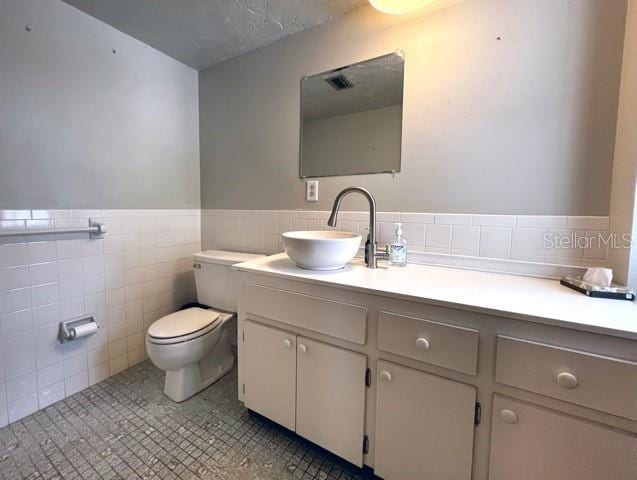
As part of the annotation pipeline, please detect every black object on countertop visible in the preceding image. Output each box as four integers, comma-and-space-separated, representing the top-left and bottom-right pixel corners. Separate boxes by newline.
560, 276, 635, 301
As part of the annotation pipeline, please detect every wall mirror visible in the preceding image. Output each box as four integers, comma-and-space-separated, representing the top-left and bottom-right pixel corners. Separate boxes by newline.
299, 52, 404, 178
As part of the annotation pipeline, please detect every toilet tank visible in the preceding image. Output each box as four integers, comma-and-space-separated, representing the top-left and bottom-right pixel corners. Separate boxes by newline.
192, 250, 264, 312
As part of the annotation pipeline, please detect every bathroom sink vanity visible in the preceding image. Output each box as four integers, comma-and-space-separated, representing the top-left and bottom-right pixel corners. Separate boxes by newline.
233, 254, 637, 480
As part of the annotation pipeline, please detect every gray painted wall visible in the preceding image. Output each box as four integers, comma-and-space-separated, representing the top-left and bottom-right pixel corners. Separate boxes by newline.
0, 0, 200, 209
199, 0, 626, 215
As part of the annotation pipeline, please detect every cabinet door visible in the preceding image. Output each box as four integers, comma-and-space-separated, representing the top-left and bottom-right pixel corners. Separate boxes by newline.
375, 360, 476, 480
296, 337, 367, 466
489, 395, 637, 480
243, 321, 297, 430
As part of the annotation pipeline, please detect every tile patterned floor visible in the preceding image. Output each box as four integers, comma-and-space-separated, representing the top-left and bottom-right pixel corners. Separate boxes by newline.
0, 361, 376, 480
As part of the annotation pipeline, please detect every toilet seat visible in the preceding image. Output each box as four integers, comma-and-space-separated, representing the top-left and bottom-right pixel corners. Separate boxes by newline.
147, 307, 221, 345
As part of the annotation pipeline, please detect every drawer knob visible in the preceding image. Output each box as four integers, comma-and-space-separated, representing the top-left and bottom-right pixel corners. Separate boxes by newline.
415, 337, 430, 350
500, 409, 519, 424
283, 339, 293, 349
380, 370, 392, 382
556, 372, 579, 389
298, 344, 307, 353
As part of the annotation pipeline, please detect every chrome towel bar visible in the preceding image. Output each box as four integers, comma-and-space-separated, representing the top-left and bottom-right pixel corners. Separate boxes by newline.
0, 218, 106, 239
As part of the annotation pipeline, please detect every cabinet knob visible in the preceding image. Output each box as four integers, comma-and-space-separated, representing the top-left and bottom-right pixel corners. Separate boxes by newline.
298, 344, 307, 353
380, 370, 392, 382
556, 372, 579, 389
283, 339, 293, 349
500, 409, 519, 424
415, 337, 430, 350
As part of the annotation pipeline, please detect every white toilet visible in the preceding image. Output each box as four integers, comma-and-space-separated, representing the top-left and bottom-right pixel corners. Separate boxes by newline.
146, 250, 263, 402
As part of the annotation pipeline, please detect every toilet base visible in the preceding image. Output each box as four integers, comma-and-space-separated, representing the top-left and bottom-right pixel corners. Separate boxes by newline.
163, 327, 235, 402
164, 360, 233, 402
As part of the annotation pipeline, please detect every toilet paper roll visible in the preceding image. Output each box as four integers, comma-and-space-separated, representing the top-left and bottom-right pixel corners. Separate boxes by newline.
70, 322, 98, 339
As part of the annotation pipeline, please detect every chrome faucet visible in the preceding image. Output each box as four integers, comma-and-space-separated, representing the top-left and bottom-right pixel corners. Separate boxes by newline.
327, 187, 389, 268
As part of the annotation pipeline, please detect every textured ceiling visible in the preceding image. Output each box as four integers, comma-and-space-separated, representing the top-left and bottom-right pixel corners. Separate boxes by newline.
63, 0, 367, 70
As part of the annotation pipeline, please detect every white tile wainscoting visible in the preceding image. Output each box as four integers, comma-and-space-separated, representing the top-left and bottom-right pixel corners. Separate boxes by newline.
0, 207, 614, 426
202, 209, 611, 278
0, 209, 200, 426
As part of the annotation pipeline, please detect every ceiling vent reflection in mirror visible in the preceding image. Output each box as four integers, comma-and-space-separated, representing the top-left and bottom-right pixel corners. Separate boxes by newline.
326, 74, 354, 91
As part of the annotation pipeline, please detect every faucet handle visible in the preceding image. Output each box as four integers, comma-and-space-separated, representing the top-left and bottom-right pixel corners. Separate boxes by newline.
373, 243, 390, 261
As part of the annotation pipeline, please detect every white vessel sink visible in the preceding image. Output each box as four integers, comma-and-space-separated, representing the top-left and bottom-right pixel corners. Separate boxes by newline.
282, 231, 362, 271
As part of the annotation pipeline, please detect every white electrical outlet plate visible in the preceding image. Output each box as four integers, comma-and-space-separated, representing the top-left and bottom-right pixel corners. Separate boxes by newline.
306, 180, 318, 202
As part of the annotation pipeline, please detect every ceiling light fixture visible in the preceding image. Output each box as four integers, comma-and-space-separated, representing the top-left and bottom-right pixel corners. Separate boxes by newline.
369, 0, 436, 15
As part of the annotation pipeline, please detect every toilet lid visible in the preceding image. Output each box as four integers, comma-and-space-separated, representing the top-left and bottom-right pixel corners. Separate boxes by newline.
147, 307, 220, 339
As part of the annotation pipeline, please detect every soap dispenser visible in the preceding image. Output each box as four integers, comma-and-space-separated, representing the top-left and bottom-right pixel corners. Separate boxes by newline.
389, 223, 407, 267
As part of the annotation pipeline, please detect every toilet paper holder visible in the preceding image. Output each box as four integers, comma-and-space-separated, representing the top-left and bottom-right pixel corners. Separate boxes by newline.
58, 316, 98, 343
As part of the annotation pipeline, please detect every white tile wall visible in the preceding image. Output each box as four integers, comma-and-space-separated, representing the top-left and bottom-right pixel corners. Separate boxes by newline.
202, 209, 611, 277
0, 209, 200, 426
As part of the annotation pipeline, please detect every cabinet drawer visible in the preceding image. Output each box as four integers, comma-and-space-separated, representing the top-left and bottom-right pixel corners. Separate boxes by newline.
496, 336, 637, 420
378, 311, 479, 375
244, 284, 367, 344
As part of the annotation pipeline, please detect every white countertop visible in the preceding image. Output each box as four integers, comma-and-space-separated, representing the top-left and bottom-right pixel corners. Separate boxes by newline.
233, 253, 637, 340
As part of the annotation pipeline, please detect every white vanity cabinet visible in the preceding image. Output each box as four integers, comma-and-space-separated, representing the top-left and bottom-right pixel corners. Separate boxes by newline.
374, 360, 477, 480
489, 396, 637, 480
243, 320, 368, 466
235, 256, 637, 480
